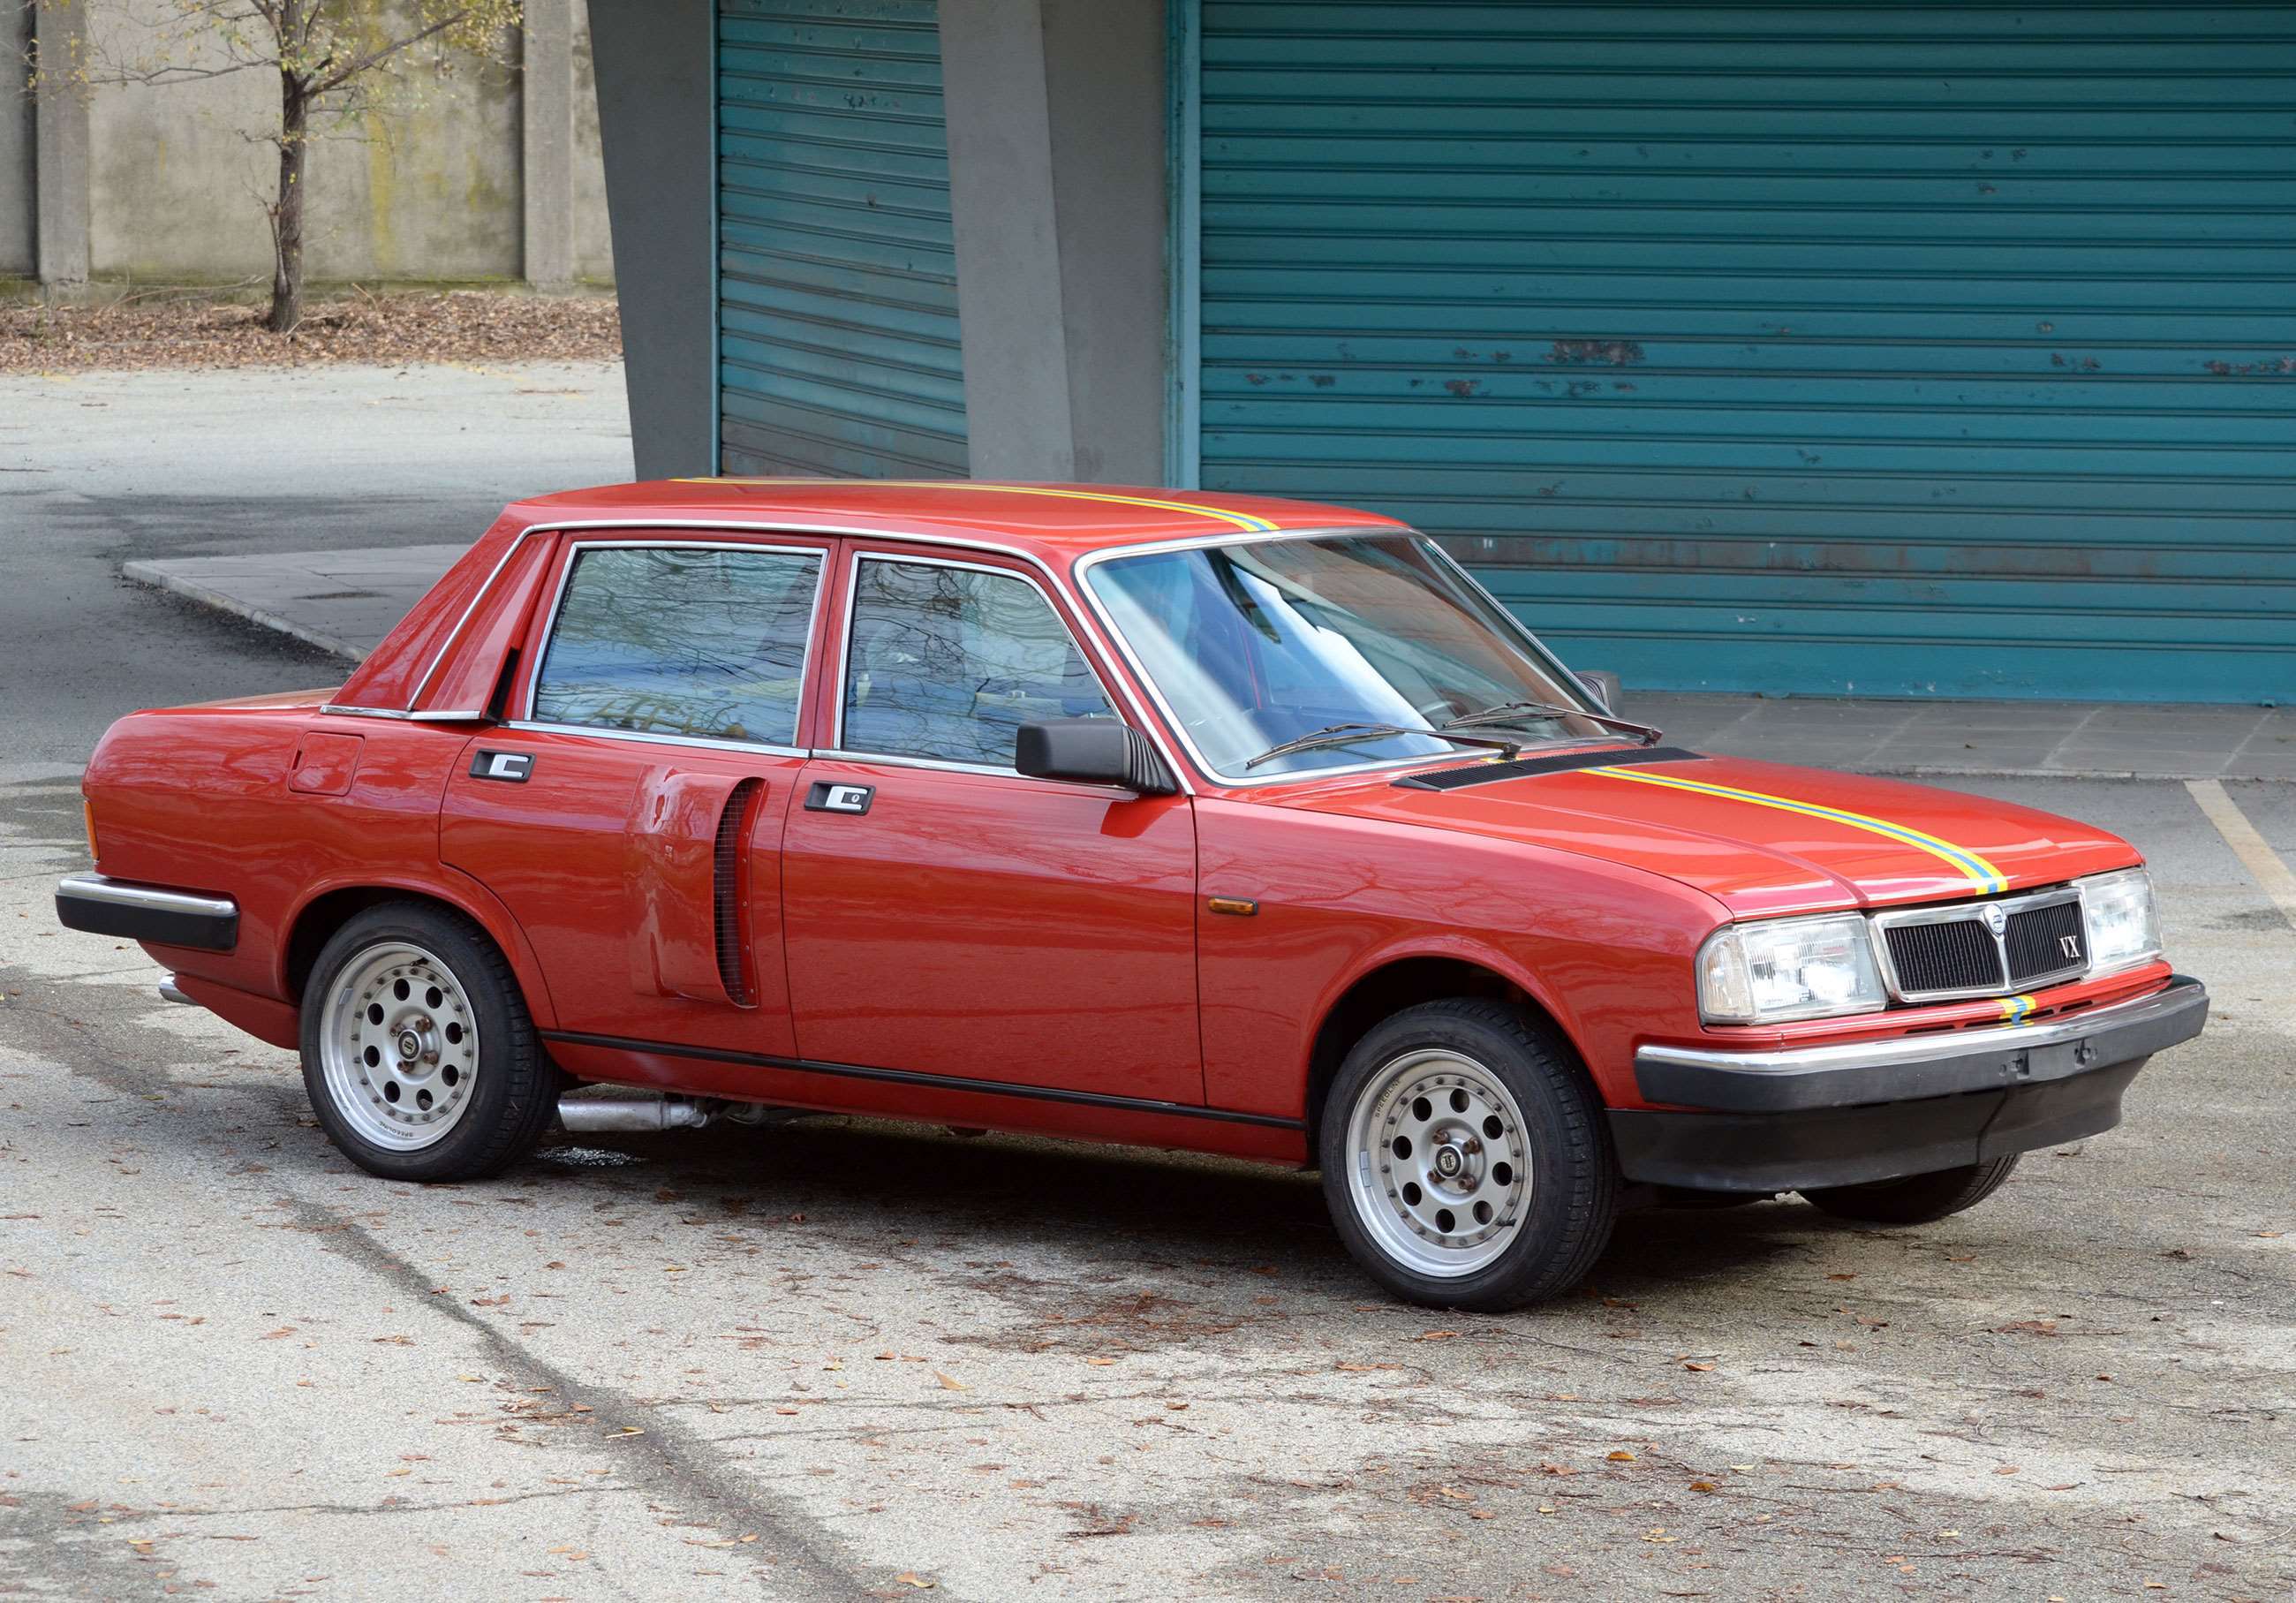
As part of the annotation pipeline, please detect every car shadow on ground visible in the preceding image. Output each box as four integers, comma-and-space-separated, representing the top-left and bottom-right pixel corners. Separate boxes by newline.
487, 1113, 1853, 1307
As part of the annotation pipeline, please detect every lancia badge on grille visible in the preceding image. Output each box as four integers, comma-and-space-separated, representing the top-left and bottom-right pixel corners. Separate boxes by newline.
1983, 904, 2007, 935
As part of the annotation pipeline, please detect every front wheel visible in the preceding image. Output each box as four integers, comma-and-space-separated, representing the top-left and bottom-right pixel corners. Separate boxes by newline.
1801, 1154, 2020, 1225
300, 902, 556, 1183
1318, 999, 1617, 1312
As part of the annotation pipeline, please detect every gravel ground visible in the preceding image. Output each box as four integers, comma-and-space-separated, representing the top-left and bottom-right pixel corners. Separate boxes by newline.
2, 772, 2290, 1601
0, 290, 622, 374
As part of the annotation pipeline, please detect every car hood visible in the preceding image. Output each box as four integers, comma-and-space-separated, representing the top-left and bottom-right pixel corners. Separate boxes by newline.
1272, 749, 2139, 917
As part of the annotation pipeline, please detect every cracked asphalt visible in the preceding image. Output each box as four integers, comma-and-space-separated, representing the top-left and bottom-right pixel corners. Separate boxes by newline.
3, 366, 2292, 1600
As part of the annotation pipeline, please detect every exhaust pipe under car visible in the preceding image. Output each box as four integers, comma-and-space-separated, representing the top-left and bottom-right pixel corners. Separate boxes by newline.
556, 1093, 714, 1133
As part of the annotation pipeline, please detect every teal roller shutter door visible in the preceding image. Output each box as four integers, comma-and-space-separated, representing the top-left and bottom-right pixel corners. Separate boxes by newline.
1195, 3, 2296, 703
717, 0, 965, 477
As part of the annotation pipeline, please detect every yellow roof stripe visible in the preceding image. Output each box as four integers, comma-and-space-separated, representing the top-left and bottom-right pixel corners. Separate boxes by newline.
1587, 766, 2012, 894
676, 477, 1284, 534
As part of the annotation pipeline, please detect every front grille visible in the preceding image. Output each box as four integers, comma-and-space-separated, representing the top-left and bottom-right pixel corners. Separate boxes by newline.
2005, 898, 2086, 986
1883, 918, 2004, 995
1877, 888, 2089, 1000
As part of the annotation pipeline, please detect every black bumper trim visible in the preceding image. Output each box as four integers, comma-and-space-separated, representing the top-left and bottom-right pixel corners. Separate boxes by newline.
1634, 977, 2207, 1114
55, 873, 238, 953
1609, 1060, 2145, 1195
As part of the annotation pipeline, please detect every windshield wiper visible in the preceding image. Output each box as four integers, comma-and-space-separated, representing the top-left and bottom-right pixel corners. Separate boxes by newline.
1442, 699, 1665, 746
1242, 722, 1529, 772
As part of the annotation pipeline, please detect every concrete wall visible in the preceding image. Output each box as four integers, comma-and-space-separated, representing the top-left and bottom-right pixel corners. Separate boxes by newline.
2, 4, 33, 276
7, 0, 612, 287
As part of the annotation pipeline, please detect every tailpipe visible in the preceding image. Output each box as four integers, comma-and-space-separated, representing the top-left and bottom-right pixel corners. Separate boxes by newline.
158, 975, 193, 1005
556, 1093, 714, 1133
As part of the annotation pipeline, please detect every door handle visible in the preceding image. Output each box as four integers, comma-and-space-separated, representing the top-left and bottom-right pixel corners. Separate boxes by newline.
469, 750, 534, 783
805, 781, 874, 815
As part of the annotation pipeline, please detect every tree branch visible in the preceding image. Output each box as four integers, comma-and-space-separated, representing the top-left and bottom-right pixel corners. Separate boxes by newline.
308, 9, 472, 96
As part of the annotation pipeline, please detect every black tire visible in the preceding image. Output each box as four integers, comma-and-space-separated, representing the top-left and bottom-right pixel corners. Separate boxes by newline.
1318, 998, 1617, 1312
1801, 1153, 2020, 1225
299, 901, 556, 1183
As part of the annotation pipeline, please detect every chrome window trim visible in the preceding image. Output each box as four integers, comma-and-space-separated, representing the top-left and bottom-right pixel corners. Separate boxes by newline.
1869, 885, 2088, 1003
811, 747, 1142, 800
321, 705, 493, 723
500, 722, 810, 761
831, 548, 1125, 773
1069, 526, 1608, 789
343, 516, 1195, 793
404, 526, 542, 711
57, 873, 237, 919
519, 537, 831, 749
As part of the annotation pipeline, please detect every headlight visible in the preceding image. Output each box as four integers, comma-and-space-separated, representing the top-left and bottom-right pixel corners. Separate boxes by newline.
1697, 912, 1887, 1024
2080, 867, 2161, 973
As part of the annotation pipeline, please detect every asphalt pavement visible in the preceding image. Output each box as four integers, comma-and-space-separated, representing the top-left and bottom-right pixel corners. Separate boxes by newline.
2, 366, 2291, 1601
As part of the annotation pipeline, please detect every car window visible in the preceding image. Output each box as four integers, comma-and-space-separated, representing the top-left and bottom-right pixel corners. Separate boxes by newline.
531, 545, 822, 745
841, 558, 1115, 767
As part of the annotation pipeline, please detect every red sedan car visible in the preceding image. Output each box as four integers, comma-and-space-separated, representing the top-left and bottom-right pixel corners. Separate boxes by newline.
57, 480, 2207, 1309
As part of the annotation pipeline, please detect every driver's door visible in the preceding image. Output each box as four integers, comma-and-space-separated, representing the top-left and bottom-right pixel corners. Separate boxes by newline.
778, 547, 1203, 1107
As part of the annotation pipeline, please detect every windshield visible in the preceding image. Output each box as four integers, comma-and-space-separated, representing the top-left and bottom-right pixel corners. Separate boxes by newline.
1086, 533, 1610, 780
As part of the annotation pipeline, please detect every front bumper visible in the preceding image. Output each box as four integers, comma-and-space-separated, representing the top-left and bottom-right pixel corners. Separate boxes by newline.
55, 873, 238, 952
1608, 977, 2208, 1193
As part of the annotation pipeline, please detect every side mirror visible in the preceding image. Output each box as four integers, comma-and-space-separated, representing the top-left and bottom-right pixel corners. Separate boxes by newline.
1015, 719, 1177, 795
1576, 669, 1621, 715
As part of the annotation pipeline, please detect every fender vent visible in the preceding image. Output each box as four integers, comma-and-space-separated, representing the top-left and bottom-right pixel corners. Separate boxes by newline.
713, 779, 765, 1007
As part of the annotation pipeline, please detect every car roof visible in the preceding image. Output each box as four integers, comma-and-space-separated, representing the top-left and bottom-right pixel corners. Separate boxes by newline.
507, 478, 1409, 564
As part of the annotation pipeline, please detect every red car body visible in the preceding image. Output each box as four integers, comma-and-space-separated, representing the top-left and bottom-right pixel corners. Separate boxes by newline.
61, 480, 2205, 1216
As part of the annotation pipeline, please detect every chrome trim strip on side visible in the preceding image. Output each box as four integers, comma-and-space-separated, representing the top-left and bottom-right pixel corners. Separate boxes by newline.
57, 873, 237, 919
518, 537, 833, 744
404, 526, 540, 712
1870, 884, 2086, 1003
1069, 526, 1607, 790
1638, 978, 2205, 1079
830, 548, 1129, 766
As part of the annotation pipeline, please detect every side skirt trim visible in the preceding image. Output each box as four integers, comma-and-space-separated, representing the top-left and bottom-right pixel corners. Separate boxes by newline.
540, 1030, 1305, 1130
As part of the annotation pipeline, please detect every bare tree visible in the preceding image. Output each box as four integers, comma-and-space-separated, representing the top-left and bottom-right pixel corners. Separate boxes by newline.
28, 0, 521, 331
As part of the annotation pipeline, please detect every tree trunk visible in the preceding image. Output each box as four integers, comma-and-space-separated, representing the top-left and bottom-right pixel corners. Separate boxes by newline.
268, 72, 309, 334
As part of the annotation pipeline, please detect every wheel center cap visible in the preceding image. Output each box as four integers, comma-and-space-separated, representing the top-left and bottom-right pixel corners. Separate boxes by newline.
1432, 1144, 1465, 1179
397, 1029, 423, 1062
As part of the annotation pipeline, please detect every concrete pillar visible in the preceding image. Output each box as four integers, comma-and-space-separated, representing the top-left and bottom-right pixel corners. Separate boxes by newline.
521, 0, 578, 289
586, 0, 714, 479
32, 0, 90, 292
940, 0, 1167, 484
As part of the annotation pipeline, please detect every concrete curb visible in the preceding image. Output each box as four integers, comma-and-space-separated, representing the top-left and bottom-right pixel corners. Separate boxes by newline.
123, 560, 368, 662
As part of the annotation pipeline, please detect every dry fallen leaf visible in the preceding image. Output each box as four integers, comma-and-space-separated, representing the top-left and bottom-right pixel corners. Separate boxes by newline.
935, 1372, 970, 1392
1607, 1450, 1636, 1463
893, 1573, 936, 1590
1683, 1361, 1715, 1372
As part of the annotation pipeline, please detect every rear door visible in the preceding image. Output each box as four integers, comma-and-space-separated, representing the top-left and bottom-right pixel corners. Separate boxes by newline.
441, 536, 830, 1082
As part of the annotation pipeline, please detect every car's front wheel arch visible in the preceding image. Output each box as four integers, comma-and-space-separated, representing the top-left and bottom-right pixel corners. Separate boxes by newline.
1303, 954, 1592, 1155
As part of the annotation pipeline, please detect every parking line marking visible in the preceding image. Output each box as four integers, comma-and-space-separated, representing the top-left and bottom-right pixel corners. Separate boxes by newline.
2186, 779, 2296, 935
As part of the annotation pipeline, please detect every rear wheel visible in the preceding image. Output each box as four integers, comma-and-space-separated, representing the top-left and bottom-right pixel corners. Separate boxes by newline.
1801, 1154, 2020, 1225
1318, 999, 1616, 1311
300, 902, 555, 1183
